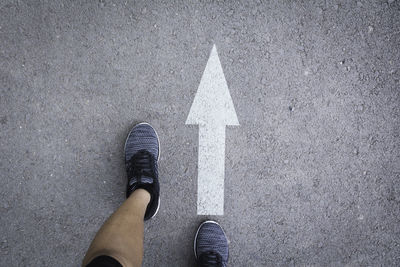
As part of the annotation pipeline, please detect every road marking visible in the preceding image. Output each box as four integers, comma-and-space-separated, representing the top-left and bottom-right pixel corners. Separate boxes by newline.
186, 44, 239, 215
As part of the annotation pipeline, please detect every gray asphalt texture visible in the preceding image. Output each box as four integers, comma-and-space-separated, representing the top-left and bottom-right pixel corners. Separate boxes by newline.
1, 0, 400, 266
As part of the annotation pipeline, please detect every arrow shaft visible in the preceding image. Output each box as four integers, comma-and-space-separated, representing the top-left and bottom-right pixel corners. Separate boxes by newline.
197, 125, 226, 215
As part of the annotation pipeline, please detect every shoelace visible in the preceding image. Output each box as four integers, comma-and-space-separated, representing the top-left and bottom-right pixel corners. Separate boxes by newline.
127, 150, 155, 184
198, 251, 223, 267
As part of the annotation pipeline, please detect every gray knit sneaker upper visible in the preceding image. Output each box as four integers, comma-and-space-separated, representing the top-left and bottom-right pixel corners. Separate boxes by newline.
125, 123, 160, 220
195, 221, 229, 267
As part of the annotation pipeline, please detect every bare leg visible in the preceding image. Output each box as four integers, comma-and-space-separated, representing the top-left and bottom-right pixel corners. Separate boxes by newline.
82, 189, 150, 267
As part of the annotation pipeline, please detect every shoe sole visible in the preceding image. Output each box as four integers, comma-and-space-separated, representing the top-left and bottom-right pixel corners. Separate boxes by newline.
193, 220, 228, 260
124, 122, 161, 220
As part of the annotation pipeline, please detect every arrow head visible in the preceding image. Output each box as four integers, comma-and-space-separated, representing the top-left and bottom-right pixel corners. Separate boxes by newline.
186, 44, 239, 126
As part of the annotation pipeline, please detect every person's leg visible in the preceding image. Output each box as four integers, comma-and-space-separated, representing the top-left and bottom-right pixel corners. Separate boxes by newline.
82, 189, 150, 267
82, 123, 161, 267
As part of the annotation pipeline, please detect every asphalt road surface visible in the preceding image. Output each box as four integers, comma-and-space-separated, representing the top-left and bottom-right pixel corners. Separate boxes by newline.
1, 0, 399, 266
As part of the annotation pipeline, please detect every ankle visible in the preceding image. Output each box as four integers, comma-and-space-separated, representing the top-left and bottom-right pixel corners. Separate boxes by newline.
130, 189, 151, 205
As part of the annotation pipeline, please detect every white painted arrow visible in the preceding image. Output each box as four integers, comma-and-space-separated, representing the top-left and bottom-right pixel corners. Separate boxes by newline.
186, 44, 239, 215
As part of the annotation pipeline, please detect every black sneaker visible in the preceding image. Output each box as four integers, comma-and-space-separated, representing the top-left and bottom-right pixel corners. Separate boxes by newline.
124, 122, 160, 220
194, 221, 229, 267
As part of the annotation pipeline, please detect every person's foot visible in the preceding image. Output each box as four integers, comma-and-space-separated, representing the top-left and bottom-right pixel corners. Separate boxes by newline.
124, 122, 160, 220
194, 221, 229, 267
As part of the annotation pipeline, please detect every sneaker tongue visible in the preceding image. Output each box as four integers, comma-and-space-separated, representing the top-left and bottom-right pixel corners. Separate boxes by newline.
128, 150, 154, 186
199, 251, 223, 267
129, 174, 153, 186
